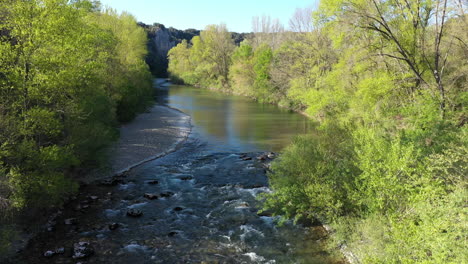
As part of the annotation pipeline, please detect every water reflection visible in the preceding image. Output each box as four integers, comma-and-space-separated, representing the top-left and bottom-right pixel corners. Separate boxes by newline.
156, 85, 314, 152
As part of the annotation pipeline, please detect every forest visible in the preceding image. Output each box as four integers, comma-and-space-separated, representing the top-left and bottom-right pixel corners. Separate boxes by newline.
168, 0, 467, 263
0, 0, 153, 250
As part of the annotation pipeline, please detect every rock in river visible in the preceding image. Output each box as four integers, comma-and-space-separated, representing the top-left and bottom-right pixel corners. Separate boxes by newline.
108, 222, 120, 230
144, 193, 158, 200
72, 242, 94, 259
64, 218, 78, 225
43, 250, 55, 258
173, 206, 184, 212
127, 209, 143, 217
160, 191, 175, 198
146, 180, 159, 185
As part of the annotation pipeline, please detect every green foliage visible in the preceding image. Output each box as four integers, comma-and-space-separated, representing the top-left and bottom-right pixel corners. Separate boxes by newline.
0, 0, 152, 213
261, 122, 358, 223
165, 1, 466, 261
229, 41, 255, 96
252, 44, 274, 102
168, 24, 235, 90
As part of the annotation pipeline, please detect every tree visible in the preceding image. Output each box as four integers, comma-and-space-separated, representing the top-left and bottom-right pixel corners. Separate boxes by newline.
251, 15, 285, 50
0, 0, 152, 210
199, 24, 235, 88
318, 0, 466, 117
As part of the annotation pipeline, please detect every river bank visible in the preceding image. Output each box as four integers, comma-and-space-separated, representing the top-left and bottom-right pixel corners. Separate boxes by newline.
80, 79, 191, 183
1, 79, 192, 262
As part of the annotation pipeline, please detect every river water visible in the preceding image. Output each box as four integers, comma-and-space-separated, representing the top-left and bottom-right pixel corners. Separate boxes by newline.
18, 84, 344, 264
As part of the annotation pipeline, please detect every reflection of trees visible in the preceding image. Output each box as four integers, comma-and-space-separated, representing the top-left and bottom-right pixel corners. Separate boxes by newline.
169, 86, 230, 140
168, 86, 316, 151
230, 97, 315, 151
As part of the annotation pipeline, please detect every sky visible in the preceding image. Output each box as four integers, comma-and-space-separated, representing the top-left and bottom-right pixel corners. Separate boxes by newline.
98, 0, 318, 33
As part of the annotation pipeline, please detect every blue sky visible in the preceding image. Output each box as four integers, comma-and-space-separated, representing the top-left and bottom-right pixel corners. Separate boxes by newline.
98, 0, 318, 33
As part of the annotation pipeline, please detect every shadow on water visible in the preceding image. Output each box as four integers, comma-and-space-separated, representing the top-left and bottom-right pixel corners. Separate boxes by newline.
16, 84, 345, 263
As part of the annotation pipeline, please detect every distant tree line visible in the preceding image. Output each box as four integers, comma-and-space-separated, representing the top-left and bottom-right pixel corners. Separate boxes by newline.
168, 1, 467, 263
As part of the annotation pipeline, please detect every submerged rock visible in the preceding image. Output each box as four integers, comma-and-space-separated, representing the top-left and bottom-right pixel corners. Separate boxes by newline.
146, 180, 159, 185
257, 152, 276, 161
46, 220, 56, 232
173, 206, 184, 212
72, 242, 94, 259
64, 218, 78, 225
55, 247, 65, 254
126, 209, 143, 217
179, 175, 194, 181
99, 179, 117, 186
168, 231, 178, 237
237, 202, 250, 208
160, 191, 175, 198
144, 193, 158, 200
240, 154, 252, 161
43, 250, 55, 258
108, 222, 120, 230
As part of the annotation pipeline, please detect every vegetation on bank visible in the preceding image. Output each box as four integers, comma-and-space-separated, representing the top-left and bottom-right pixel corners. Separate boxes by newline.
0, 0, 152, 219
168, 1, 467, 263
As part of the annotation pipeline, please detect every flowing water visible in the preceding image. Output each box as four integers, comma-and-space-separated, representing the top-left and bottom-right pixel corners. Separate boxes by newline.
18, 84, 344, 263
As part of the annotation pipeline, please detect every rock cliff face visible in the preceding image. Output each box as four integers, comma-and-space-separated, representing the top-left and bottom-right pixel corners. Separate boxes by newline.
139, 23, 200, 77
139, 22, 252, 77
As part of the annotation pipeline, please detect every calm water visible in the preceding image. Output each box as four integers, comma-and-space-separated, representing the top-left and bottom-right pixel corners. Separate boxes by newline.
157, 85, 314, 153
18, 84, 344, 264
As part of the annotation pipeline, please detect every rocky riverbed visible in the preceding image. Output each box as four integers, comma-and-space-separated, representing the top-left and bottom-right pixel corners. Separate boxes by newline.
15, 147, 342, 263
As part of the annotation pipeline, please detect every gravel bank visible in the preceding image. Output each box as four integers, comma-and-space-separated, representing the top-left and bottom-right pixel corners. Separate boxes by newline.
83, 80, 191, 182
108, 104, 191, 175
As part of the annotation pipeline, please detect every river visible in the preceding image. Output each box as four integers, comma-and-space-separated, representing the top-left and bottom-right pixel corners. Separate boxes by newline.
18, 84, 344, 264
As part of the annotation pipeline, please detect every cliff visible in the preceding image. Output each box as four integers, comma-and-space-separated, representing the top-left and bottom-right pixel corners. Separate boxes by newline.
139, 22, 252, 77
139, 23, 200, 77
